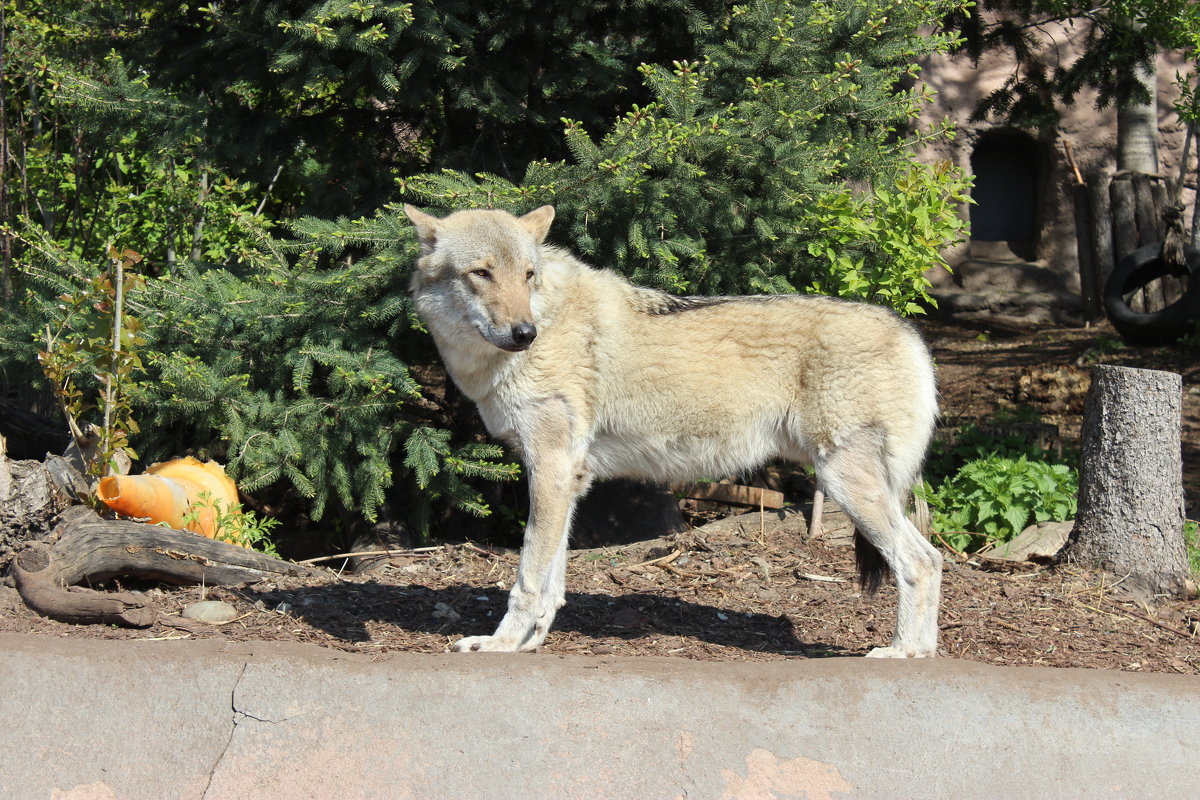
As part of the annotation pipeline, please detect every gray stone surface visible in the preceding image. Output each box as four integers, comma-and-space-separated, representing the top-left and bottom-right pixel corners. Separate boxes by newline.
1, 633, 1196, 799
181, 600, 239, 623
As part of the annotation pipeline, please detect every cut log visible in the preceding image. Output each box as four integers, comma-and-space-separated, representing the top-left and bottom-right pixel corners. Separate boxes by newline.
1057, 366, 1189, 598
1087, 171, 1115, 292
9, 505, 322, 627
679, 482, 785, 509
1071, 181, 1101, 321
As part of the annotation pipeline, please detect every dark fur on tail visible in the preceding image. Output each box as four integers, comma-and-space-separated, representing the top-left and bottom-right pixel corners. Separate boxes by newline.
854, 530, 890, 594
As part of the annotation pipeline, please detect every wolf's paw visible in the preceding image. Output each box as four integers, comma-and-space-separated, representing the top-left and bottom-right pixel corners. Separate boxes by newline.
450, 634, 523, 653
865, 644, 936, 659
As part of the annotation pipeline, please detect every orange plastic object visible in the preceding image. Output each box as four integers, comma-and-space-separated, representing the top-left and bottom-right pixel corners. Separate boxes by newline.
96, 457, 239, 539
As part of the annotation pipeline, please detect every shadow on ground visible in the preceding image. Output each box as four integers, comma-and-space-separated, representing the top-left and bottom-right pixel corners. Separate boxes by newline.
228, 581, 849, 657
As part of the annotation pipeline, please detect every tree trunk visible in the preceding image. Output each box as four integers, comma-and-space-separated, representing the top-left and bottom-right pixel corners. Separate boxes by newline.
1058, 366, 1188, 598
1116, 51, 1158, 174
0, 450, 83, 563
1086, 171, 1115, 294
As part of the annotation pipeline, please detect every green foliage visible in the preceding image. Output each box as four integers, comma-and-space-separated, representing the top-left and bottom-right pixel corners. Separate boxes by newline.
403, 0, 972, 311
34, 245, 147, 477
180, 490, 282, 557
1, 2, 270, 270
806, 161, 971, 313
918, 455, 1079, 553
920, 408, 1079, 554
1185, 520, 1200, 576
924, 412, 1072, 488
37, 0, 720, 218
950, 0, 1200, 133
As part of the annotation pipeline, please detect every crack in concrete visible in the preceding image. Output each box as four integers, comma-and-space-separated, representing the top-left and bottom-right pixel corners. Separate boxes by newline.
201, 659, 250, 800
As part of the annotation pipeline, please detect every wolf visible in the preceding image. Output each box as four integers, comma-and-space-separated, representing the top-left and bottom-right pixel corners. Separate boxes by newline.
404, 204, 943, 657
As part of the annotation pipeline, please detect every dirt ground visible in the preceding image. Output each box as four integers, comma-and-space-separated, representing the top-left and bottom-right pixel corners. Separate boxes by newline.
2, 317, 1199, 674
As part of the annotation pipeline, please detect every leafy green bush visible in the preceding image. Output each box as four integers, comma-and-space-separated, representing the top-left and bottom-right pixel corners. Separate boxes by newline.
924, 423, 1072, 490
918, 455, 1078, 553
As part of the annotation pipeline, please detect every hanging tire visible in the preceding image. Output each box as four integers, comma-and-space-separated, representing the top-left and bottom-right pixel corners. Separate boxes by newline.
1103, 242, 1200, 346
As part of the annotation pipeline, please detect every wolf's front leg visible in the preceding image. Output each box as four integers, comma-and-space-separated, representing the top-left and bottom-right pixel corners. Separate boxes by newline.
452, 399, 589, 653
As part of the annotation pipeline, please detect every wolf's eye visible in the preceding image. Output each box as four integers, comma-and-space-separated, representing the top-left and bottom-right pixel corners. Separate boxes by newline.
525, 269, 535, 282
470, 268, 492, 280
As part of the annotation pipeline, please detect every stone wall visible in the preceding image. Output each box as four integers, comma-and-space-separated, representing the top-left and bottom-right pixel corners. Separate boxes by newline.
915, 21, 1195, 296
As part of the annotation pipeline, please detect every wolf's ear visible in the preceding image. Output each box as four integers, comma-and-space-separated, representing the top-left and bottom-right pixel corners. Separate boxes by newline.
403, 204, 441, 252
517, 205, 555, 244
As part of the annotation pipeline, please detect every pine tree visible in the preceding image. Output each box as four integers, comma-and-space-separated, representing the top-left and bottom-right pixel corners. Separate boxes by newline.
58, 0, 721, 218
404, 0, 971, 308
4, 0, 973, 536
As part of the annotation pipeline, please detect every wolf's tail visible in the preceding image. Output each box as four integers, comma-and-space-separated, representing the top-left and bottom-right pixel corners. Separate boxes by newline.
854, 530, 889, 594
853, 480, 931, 594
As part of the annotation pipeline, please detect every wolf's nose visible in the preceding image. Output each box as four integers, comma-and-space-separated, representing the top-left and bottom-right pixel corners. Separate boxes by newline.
511, 323, 537, 347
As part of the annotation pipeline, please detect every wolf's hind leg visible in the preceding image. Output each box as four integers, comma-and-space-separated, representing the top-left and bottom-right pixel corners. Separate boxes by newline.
816, 435, 942, 658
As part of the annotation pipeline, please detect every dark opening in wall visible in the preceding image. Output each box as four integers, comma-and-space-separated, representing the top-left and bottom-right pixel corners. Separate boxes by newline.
969, 129, 1041, 261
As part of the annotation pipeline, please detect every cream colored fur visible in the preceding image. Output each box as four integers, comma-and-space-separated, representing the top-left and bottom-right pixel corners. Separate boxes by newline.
405, 205, 942, 657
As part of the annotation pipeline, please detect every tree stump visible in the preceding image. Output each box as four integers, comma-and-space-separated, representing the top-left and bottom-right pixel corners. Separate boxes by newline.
0, 450, 85, 564
1058, 365, 1189, 598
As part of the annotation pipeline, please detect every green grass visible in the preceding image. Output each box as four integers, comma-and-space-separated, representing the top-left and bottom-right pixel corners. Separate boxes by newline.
1186, 520, 1200, 576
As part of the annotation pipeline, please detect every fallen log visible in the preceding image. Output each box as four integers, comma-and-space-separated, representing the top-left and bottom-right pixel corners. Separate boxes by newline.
9, 505, 322, 627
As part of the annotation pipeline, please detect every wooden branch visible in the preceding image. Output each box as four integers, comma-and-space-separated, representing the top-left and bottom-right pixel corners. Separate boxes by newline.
9, 505, 322, 627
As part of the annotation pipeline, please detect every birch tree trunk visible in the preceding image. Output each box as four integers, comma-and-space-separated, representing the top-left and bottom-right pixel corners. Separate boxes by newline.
1058, 366, 1188, 598
1116, 38, 1159, 174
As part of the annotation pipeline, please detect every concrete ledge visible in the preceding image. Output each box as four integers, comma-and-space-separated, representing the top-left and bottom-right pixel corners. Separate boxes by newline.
0, 633, 1195, 799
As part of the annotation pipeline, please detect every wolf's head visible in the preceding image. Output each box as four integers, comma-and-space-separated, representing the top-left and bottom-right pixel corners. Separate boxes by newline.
404, 205, 554, 353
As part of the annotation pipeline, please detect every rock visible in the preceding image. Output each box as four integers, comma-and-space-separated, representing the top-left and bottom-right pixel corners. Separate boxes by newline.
181, 600, 238, 624
347, 520, 412, 575
987, 521, 1074, 562
932, 289, 1083, 325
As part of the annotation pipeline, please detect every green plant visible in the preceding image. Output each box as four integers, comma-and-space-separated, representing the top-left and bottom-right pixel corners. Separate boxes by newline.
917, 455, 1078, 553
402, 0, 972, 313
1185, 519, 1200, 576
180, 490, 281, 557
35, 245, 147, 477
1178, 322, 1200, 351
924, 413, 1072, 488
987, 404, 1043, 425
805, 160, 972, 314
1089, 333, 1126, 358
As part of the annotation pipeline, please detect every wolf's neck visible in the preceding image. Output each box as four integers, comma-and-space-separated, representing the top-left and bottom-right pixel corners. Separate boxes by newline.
431, 328, 516, 402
